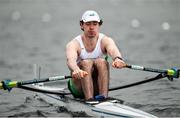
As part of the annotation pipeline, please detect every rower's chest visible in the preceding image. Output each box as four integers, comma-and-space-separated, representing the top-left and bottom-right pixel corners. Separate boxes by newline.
83, 40, 98, 52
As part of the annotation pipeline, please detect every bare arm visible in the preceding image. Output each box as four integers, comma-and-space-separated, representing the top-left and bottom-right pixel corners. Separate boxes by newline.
102, 36, 126, 68
103, 37, 122, 59
66, 39, 80, 71
66, 39, 88, 78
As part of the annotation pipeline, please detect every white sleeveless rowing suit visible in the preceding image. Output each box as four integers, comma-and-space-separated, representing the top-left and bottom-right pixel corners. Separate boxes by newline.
75, 33, 106, 62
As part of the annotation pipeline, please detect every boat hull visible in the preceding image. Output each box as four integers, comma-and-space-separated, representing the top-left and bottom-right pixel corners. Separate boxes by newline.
33, 84, 158, 118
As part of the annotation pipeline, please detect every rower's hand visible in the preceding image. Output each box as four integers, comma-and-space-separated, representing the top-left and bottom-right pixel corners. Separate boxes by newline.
72, 69, 88, 79
112, 58, 126, 69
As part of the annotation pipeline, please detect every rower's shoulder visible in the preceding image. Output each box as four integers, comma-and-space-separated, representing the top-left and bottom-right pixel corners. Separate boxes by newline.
66, 38, 80, 49
101, 35, 115, 47
101, 34, 114, 42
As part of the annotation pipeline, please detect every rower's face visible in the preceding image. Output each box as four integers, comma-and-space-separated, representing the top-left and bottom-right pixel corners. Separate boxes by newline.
81, 21, 100, 38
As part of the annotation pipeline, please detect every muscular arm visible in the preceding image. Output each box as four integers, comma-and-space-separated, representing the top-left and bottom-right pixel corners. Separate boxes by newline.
102, 37, 122, 59
66, 39, 88, 78
66, 40, 80, 71
102, 36, 126, 68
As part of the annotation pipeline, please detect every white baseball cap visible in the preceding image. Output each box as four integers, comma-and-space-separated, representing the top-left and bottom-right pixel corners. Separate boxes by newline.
81, 10, 100, 22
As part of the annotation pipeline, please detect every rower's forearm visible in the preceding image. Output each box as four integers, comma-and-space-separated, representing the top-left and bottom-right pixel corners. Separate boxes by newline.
67, 61, 80, 72
112, 52, 122, 60
108, 47, 122, 59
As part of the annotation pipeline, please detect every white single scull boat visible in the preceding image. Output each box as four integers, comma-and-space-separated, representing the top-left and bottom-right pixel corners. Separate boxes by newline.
33, 83, 158, 118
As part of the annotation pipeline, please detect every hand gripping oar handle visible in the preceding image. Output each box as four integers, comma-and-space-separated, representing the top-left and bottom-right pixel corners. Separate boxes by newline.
125, 64, 180, 80
0, 75, 72, 91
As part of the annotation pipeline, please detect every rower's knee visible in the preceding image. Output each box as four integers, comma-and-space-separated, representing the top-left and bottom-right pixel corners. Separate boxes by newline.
94, 58, 108, 68
79, 59, 93, 69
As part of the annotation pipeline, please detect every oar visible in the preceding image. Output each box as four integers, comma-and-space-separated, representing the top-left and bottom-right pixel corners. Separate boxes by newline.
0, 75, 72, 91
109, 64, 179, 91
125, 64, 180, 80
1, 64, 179, 92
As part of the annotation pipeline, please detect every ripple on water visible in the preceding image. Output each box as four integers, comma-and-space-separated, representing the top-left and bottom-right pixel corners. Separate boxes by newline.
151, 107, 180, 117
8, 110, 47, 117
3, 95, 90, 117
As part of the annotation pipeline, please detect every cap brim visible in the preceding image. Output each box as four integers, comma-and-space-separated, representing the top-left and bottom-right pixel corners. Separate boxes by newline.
82, 18, 100, 23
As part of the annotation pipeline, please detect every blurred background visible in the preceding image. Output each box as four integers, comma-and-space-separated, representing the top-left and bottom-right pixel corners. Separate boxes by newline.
0, 0, 180, 117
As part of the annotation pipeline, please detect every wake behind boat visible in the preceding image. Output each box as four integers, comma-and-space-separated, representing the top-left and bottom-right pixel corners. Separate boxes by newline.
32, 83, 158, 118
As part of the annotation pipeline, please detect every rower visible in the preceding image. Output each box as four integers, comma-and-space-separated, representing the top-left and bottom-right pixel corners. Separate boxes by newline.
66, 10, 126, 103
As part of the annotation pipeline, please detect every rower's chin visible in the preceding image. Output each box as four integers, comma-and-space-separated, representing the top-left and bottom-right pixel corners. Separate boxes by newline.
88, 33, 97, 39
88, 35, 96, 39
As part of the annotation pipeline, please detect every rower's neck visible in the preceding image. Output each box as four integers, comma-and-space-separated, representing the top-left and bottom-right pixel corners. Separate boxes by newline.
81, 34, 99, 52
82, 34, 99, 44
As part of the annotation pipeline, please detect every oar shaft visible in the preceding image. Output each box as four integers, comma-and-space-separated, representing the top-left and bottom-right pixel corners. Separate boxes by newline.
0, 75, 72, 90
126, 64, 179, 78
20, 75, 71, 85
19, 75, 71, 86
126, 64, 167, 73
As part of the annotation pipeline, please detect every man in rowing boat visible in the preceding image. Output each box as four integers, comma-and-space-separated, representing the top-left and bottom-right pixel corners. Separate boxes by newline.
66, 10, 126, 103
